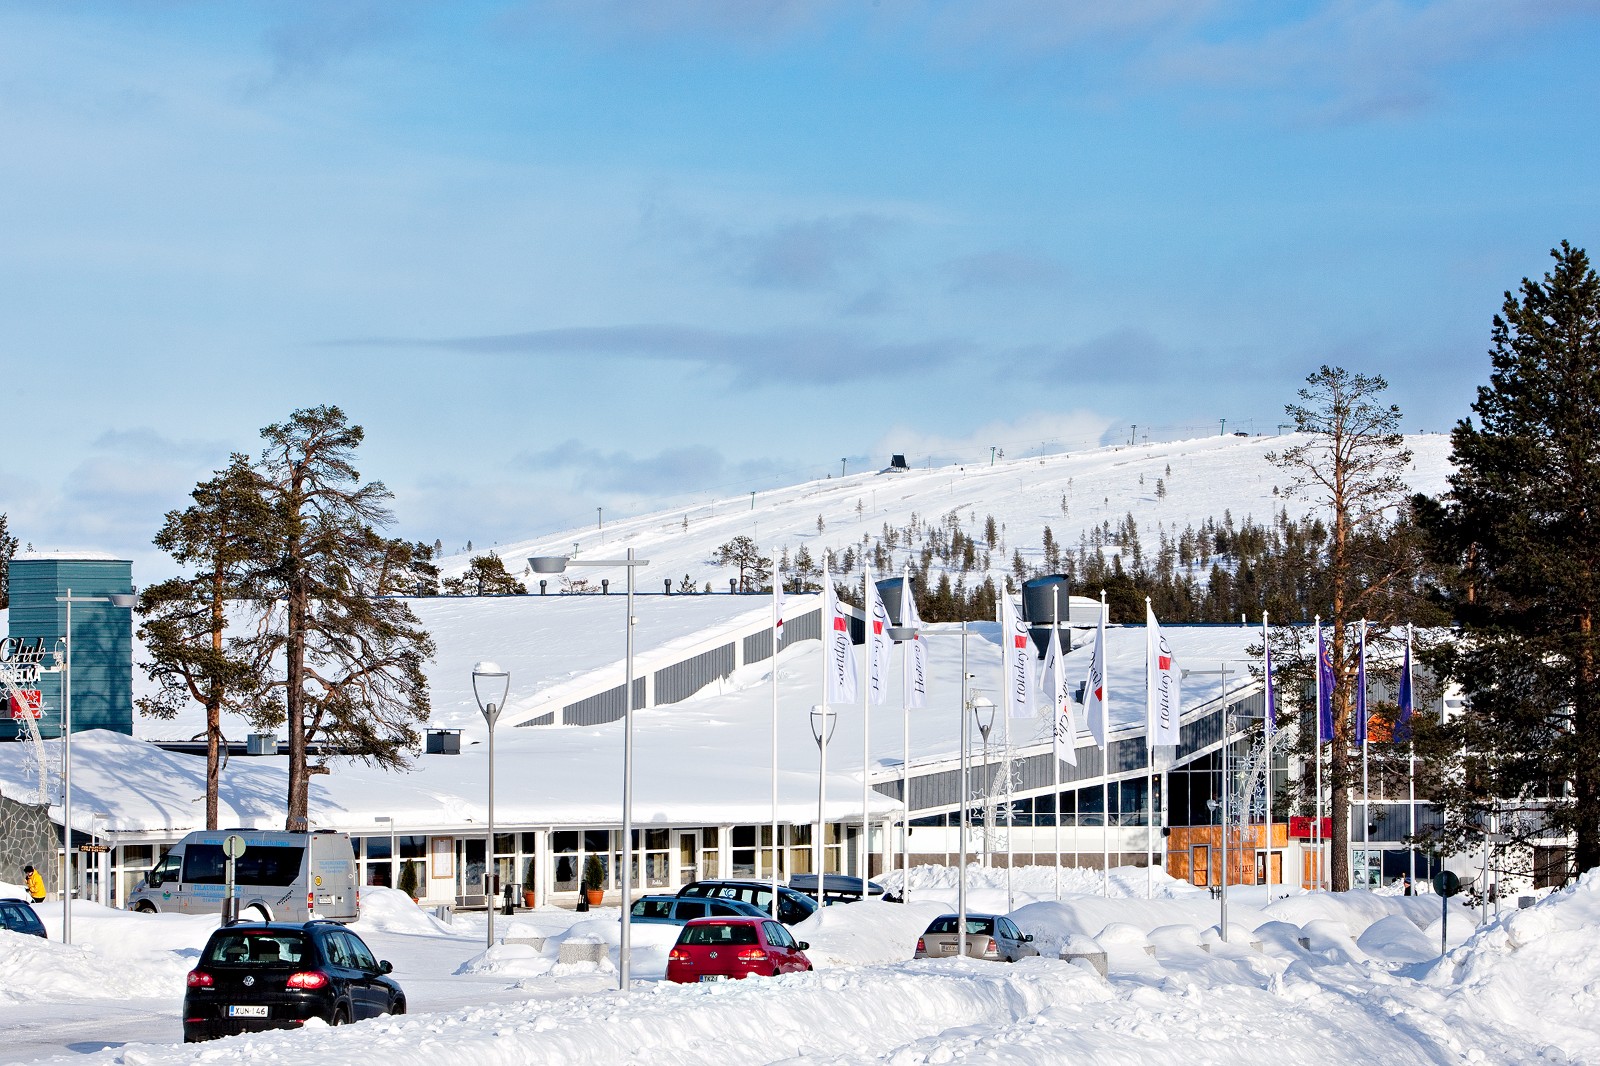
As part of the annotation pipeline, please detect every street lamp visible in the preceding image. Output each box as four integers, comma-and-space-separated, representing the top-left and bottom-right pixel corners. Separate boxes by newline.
530, 549, 648, 990
809, 705, 837, 909
1184, 664, 1237, 940
472, 660, 509, 949
56, 588, 136, 946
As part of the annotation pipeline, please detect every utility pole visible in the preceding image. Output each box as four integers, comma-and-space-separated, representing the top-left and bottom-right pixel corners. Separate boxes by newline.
1130, 425, 1137, 446
990, 446, 996, 466
750, 491, 756, 511
1220, 418, 1227, 436
840, 458, 847, 478
597, 507, 603, 530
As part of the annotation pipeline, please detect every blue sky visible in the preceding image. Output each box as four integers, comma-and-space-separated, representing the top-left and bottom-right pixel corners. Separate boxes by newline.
3, 1, 1597, 579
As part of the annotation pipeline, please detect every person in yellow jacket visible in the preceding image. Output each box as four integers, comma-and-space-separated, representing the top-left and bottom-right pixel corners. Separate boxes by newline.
23, 865, 46, 904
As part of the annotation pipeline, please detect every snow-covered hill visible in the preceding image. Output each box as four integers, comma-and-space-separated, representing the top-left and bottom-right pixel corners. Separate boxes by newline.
448, 433, 1455, 594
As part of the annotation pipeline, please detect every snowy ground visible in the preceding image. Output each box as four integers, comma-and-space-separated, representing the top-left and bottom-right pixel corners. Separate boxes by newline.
3, 863, 1595, 1065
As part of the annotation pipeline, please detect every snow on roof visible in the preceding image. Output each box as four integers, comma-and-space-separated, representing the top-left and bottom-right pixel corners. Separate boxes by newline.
1, 621, 1267, 837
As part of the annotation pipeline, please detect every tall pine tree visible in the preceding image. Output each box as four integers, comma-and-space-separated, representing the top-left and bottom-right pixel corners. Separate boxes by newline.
1420, 242, 1600, 880
1268, 366, 1417, 890
136, 455, 275, 830
249, 406, 435, 832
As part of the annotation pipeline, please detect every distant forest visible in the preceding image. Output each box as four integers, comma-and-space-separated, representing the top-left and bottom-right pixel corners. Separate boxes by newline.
795, 504, 1445, 628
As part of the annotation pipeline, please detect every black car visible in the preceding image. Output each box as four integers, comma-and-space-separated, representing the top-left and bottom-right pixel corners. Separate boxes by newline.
183, 921, 404, 1042
0, 898, 47, 939
675, 879, 819, 925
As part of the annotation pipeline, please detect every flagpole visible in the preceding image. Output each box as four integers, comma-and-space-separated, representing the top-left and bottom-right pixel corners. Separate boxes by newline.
1002, 592, 1014, 913
901, 566, 911, 896
1314, 614, 1323, 893
862, 567, 871, 890
1263, 611, 1273, 890
771, 568, 781, 920
1053, 585, 1062, 902
1145, 596, 1155, 901
1406, 623, 1416, 887
1101, 590, 1110, 898
1360, 619, 1370, 891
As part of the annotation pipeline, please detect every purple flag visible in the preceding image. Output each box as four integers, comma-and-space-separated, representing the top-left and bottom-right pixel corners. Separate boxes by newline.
1316, 619, 1336, 744
1354, 622, 1368, 745
1395, 627, 1414, 742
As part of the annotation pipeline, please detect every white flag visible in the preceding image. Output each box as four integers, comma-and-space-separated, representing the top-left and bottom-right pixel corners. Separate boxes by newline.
1083, 601, 1108, 749
1000, 592, 1034, 718
824, 565, 856, 704
1146, 600, 1181, 746
865, 568, 892, 706
774, 577, 785, 636
901, 574, 927, 710
1041, 622, 1078, 767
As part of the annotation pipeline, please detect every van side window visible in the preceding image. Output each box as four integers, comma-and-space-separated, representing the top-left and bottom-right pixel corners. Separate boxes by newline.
182, 845, 228, 885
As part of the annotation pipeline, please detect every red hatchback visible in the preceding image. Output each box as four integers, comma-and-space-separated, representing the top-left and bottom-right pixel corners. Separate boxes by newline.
665, 917, 814, 983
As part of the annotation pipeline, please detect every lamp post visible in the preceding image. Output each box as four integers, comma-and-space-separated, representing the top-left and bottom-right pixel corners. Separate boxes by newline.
472, 660, 509, 949
1184, 663, 1238, 941
809, 706, 837, 908
56, 588, 136, 946
530, 549, 648, 990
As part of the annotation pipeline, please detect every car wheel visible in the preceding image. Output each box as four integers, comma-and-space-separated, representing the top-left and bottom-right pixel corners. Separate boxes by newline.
332, 1005, 350, 1027
389, 996, 406, 1016
135, 902, 157, 914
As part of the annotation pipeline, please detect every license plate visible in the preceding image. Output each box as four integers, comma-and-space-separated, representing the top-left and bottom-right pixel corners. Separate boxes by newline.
228, 1005, 268, 1018
940, 944, 955, 954
699, 975, 726, 983
317, 894, 334, 905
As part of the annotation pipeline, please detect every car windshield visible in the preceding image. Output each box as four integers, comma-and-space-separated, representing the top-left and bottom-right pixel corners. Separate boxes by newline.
679, 922, 759, 946
926, 916, 993, 936
203, 931, 310, 967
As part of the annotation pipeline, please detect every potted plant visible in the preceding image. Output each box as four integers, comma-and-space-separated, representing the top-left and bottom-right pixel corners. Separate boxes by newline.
523, 858, 538, 909
583, 854, 605, 906
397, 860, 421, 904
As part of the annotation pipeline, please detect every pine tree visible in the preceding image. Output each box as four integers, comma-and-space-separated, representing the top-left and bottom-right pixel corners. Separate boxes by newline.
1420, 242, 1600, 879
136, 455, 276, 830
249, 406, 435, 832
0, 513, 17, 609
1268, 367, 1417, 890
443, 552, 526, 595
714, 535, 771, 592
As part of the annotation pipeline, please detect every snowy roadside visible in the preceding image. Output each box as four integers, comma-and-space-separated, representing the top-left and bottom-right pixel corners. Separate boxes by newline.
3, 870, 1597, 1065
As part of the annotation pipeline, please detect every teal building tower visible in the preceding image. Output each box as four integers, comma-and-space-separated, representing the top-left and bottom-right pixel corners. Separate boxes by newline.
3, 554, 135, 740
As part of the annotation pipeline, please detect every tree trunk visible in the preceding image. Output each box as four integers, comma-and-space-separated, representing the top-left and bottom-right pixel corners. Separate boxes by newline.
285, 467, 309, 832
1578, 609, 1598, 874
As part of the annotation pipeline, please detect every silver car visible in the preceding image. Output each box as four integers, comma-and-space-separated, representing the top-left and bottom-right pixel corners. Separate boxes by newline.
914, 913, 1037, 962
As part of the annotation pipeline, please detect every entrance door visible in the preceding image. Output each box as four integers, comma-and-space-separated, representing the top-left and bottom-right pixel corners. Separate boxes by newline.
1191, 845, 1210, 887
677, 831, 699, 887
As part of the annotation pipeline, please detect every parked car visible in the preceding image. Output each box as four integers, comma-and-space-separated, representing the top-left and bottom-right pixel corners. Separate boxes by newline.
629, 894, 772, 925
675, 879, 819, 925
914, 913, 1037, 962
665, 917, 813, 983
787, 874, 897, 904
182, 920, 404, 1042
0, 898, 47, 939
129, 829, 359, 923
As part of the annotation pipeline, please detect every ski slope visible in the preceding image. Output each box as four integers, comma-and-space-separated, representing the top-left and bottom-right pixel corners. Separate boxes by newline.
446, 432, 1453, 596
